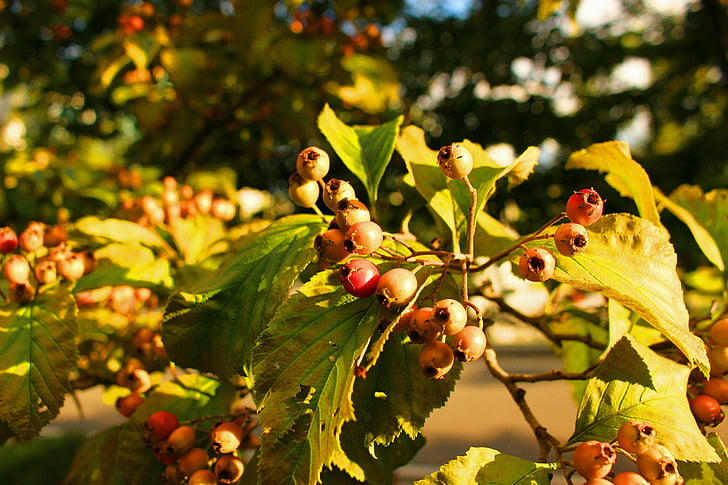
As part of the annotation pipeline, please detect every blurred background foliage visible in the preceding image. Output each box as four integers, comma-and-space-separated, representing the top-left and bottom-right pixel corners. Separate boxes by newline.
0, 0, 726, 266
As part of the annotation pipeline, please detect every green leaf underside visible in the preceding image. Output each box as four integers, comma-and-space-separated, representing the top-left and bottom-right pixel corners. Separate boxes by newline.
162, 214, 325, 379
253, 270, 384, 485
115, 374, 234, 485
566, 141, 663, 230
63, 426, 125, 485
0, 284, 78, 439
541, 213, 708, 374
570, 335, 719, 463
414, 447, 557, 485
318, 104, 403, 206
659, 185, 728, 274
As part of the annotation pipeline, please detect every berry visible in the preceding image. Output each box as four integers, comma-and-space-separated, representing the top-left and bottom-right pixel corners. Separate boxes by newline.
296, 146, 330, 181
314, 228, 349, 263
210, 421, 244, 454
418, 340, 455, 379
375, 267, 418, 309
194, 189, 214, 215
335, 199, 370, 231
451, 326, 487, 362
407, 307, 440, 344
708, 318, 728, 346
616, 420, 655, 455
689, 394, 724, 426
43, 224, 68, 247
700, 377, 728, 404
437, 144, 474, 179
164, 425, 197, 456
636, 444, 682, 485
572, 440, 616, 480
161, 464, 183, 485
566, 188, 604, 226
116, 367, 152, 394
178, 447, 210, 477
211, 198, 236, 221
431, 298, 468, 336
0, 227, 18, 253
708, 345, 728, 376
8, 282, 35, 304
582, 480, 613, 485
339, 259, 380, 297
34, 259, 58, 285
4, 254, 31, 284
19, 222, 45, 252
554, 222, 589, 257
145, 411, 180, 441
323, 179, 356, 212
188, 469, 217, 485
288, 172, 320, 208
58, 253, 86, 281
215, 454, 245, 483
393, 305, 418, 333
613, 471, 650, 485
344, 220, 383, 256
116, 393, 145, 418
518, 246, 556, 282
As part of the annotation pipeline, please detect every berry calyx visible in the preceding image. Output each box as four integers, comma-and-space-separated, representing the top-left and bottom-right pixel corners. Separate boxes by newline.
344, 220, 383, 256
572, 440, 617, 480
288, 172, 320, 208
418, 340, 455, 379
8, 282, 35, 304
566, 188, 604, 226
437, 144, 474, 179
296, 146, 330, 181
335, 198, 370, 231
636, 444, 682, 485
375, 267, 418, 309
215, 454, 245, 483
407, 307, 440, 344
0, 227, 18, 254
431, 298, 468, 336
616, 420, 655, 455
323, 179, 356, 212
518, 246, 556, 282
554, 222, 589, 257
451, 326, 487, 362
210, 420, 244, 454
339, 259, 380, 297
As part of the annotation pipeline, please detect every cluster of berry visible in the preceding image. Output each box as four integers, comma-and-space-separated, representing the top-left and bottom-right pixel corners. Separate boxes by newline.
688, 318, 728, 427
119, 177, 237, 227
573, 421, 682, 484
518, 188, 604, 282
0, 222, 95, 304
143, 409, 258, 485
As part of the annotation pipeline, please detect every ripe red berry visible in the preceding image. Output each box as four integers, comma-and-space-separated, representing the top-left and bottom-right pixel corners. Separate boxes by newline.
709, 318, 728, 346
437, 144, 474, 179
116, 393, 145, 418
4, 254, 31, 284
375, 267, 418, 309
616, 420, 655, 455
418, 340, 455, 379
314, 228, 349, 263
296, 146, 330, 181
566, 188, 604, 226
689, 394, 724, 426
145, 411, 180, 441
613, 471, 649, 485
177, 447, 209, 477
407, 307, 440, 344
572, 440, 616, 480
518, 246, 556, 282
215, 454, 245, 484
323, 179, 356, 212
700, 377, 728, 404
288, 172, 320, 208
636, 444, 682, 485
0, 227, 18, 253
709, 345, 728, 376
339, 259, 380, 297
335, 199, 370, 231
164, 425, 197, 457
431, 298, 468, 336
554, 222, 589, 257
451, 326, 487, 362
210, 421, 244, 454
344, 220, 383, 256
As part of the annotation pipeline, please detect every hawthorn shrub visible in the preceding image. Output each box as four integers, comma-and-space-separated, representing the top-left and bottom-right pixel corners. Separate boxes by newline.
0, 105, 727, 485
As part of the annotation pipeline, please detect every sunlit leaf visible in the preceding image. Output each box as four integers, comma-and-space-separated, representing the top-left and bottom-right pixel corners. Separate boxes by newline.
658, 185, 728, 274
537, 0, 565, 19
415, 447, 557, 485
679, 433, 728, 483
329, 54, 401, 114
0, 284, 78, 439
167, 215, 229, 264
76, 217, 173, 255
122, 33, 159, 70
163, 214, 325, 379
570, 335, 719, 462
318, 104, 403, 208
540, 213, 708, 374
566, 141, 664, 231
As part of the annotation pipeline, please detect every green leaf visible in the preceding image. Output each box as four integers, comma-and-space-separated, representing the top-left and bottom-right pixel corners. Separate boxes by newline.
0, 432, 86, 485
0, 284, 78, 439
122, 33, 160, 70
329, 54, 401, 114
167, 215, 229, 264
657, 185, 728, 274
414, 447, 557, 485
163, 214, 325, 379
63, 427, 126, 485
318, 104, 403, 208
541, 213, 708, 374
566, 141, 664, 231
569, 335, 719, 463
252, 270, 383, 485
679, 433, 728, 483
75, 216, 174, 255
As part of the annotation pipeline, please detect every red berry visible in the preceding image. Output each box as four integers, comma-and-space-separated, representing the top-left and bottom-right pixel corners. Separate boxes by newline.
689, 394, 724, 426
709, 318, 728, 346
177, 447, 209, 476
451, 326, 487, 362
116, 393, 145, 418
518, 246, 556, 282
572, 440, 616, 480
613, 471, 649, 485
437, 144, 473, 179
701, 377, 728, 404
8, 282, 35, 304
566, 188, 604, 226
145, 411, 180, 441
709, 345, 728, 376
4, 254, 31, 284
314, 228, 349, 263
375, 267, 418, 309
344, 220, 383, 256
554, 222, 589, 257
616, 420, 655, 455
407, 307, 440, 344
296, 146, 330, 181
164, 425, 197, 457
339, 259, 380, 297
288, 172, 320, 208
418, 340, 455, 379
0, 227, 18, 253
